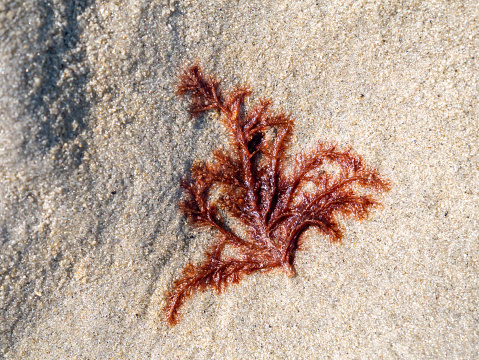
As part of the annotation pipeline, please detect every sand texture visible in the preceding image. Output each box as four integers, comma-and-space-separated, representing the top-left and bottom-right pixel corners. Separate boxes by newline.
1, 0, 478, 358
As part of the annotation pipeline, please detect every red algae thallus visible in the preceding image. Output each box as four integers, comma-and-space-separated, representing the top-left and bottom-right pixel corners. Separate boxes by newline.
164, 64, 390, 325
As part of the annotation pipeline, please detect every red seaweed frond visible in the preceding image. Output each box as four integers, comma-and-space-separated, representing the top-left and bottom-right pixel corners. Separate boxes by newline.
164, 64, 391, 325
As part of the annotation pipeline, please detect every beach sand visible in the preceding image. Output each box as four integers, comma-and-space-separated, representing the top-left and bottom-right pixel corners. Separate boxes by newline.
1, 1, 478, 358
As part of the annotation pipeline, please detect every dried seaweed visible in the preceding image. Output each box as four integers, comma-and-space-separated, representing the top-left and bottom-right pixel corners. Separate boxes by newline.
164, 64, 390, 325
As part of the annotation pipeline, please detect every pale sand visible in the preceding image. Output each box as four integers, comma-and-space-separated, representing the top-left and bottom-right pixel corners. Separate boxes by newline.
0, 1, 478, 358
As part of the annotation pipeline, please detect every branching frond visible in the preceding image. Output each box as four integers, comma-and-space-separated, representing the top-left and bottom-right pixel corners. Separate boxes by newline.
165, 250, 271, 325
165, 64, 390, 325
178, 64, 223, 116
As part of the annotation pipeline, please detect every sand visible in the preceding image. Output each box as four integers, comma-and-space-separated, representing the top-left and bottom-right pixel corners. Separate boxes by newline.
0, 0, 478, 358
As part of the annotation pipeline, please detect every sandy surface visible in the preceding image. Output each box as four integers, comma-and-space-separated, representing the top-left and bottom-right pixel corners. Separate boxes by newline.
1, 0, 478, 358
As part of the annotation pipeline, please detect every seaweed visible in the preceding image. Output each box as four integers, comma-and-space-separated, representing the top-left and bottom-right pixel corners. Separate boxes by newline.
164, 64, 390, 325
